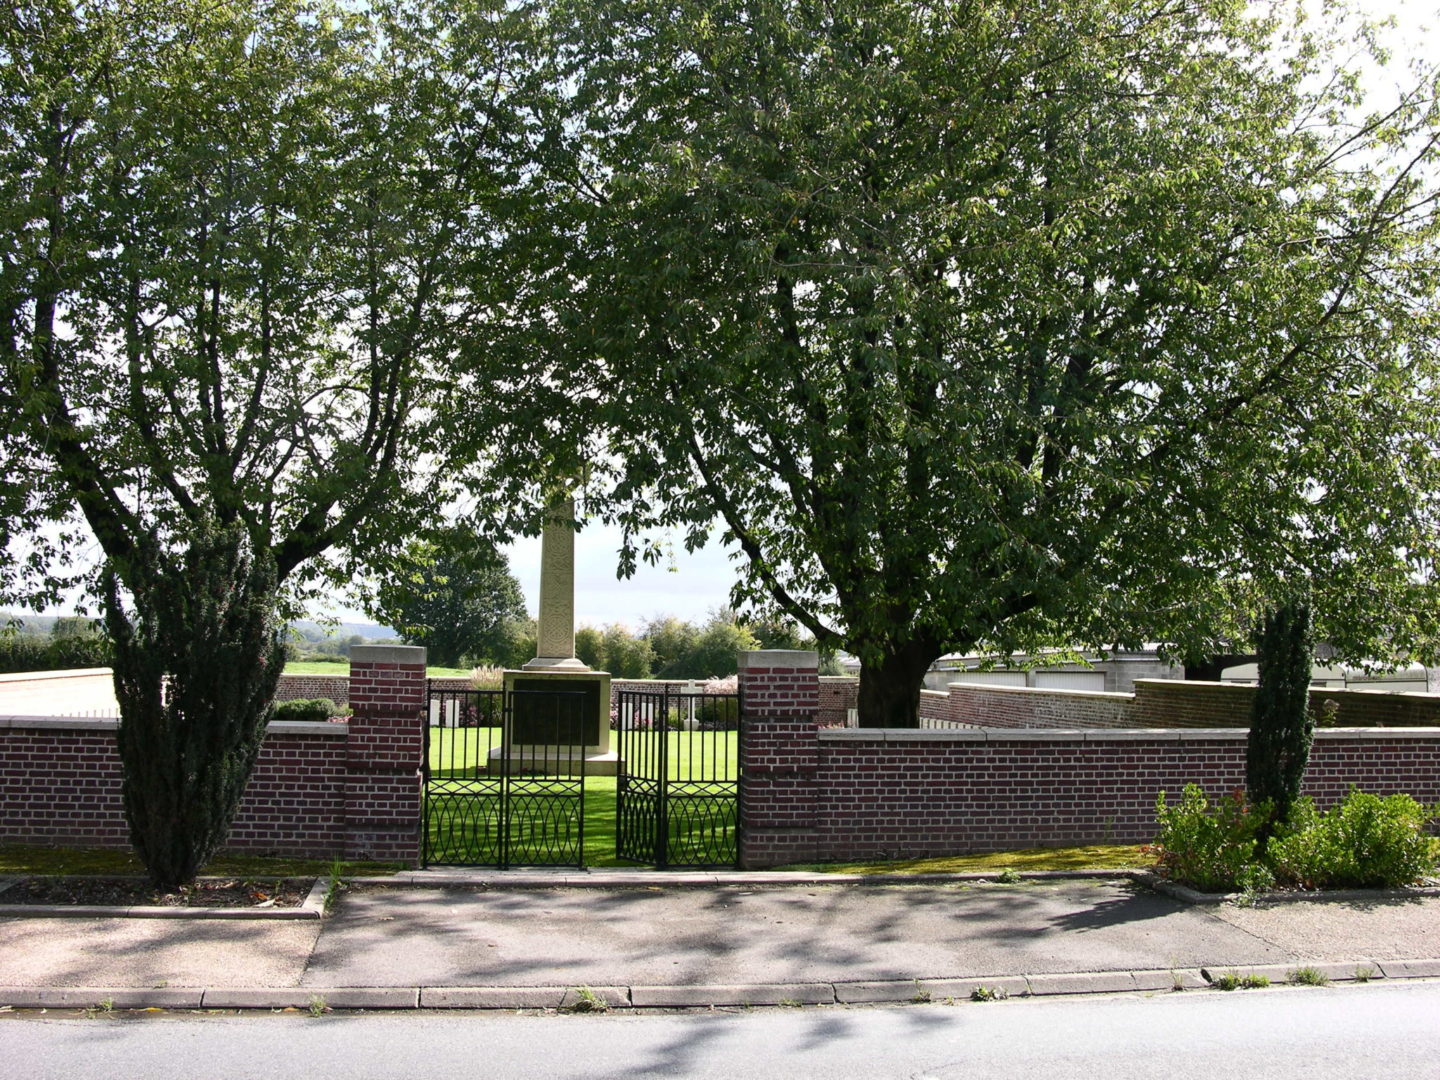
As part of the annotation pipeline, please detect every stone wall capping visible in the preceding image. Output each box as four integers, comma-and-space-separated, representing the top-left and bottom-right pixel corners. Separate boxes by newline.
982, 728, 1089, 742
349, 644, 427, 666
0, 715, 119, 731
947, 682, 1131, 702
1175, 729, 1251, 741
265, 720, 348, 736
1080, 729, 1184, 742
738, 649, 820, 671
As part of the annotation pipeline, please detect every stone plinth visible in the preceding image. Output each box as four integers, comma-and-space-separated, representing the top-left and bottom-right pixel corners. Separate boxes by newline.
495, 668, 618, 776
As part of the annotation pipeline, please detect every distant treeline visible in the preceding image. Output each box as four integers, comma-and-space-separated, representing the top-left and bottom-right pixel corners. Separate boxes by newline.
0, 616, 112, 674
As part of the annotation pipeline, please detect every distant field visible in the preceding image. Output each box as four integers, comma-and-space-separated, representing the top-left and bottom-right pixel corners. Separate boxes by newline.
283, 661, 472, 678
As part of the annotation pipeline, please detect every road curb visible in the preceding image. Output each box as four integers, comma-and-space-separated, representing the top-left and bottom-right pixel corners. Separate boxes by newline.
2, 962, 1431, 1012
0, 877, 330, 921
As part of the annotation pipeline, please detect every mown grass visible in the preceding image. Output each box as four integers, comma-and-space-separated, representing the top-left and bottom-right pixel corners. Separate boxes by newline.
776, 845, 1152, 875
0, 846, 403, 878
283, 660, 471, 678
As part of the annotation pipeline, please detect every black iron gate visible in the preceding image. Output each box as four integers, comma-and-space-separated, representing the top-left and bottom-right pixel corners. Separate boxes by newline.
423, 683, 588, 867
614, 687, 742, 868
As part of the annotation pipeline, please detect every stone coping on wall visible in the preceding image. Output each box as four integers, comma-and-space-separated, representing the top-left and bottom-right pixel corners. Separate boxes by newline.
0, 668, 112, 685
0, 715, 346, 736
820, 726, 1440, 743
946, 681, 1132, 701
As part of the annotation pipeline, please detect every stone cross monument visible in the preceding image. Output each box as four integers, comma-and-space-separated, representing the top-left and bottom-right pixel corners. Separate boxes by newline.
499, 487, 617, 774
524, 494, 587, 671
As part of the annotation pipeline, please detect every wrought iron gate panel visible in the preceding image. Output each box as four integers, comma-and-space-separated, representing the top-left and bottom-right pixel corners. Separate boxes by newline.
615, 687, 741, 868
423, 683, 587, 868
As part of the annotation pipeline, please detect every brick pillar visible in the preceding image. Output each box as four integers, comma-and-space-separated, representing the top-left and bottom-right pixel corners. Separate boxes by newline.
738, 649, 821, 868
346, 644, 426, 864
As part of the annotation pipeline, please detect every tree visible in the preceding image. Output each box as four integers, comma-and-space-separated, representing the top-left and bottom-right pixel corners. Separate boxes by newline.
644, 616, 703, 679
688, 611, 761, 679
0, 0, 550, 886
1246, 595, 1315, 849
370, 530, 527, 668
549, 0, 1440, 725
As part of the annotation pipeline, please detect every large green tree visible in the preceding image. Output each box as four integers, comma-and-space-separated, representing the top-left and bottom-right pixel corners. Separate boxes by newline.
547, 0, 1440, 725
0, 0, 551, 886
371, 529, 527, 668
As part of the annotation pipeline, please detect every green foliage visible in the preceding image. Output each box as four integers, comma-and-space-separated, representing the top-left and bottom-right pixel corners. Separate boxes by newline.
106, 522, 284, 892
0, 0, 552, 888
272, 698, 344, 723
1268, 792, 1439, 890
0, 630, 111, 673
369, 530, 527, 668
1247, 599, 1316, 844
1152, 785, 1270, 895
1288, 967, 1330, 987
1212, 972, 1269, 992
542, 0, 1440, 727
1153, 786, 1439, 894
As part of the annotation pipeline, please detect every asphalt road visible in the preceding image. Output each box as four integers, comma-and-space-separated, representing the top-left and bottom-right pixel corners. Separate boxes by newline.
7, 981, 1438, 1080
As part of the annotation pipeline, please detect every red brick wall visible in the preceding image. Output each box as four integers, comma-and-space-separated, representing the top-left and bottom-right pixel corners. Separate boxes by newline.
274, 672, 351, 704
1, 646, 427, 864
345, 651, 425, 862
0, 719, 348, 855
944, 683, 1132, 728
818, 677, 858, 727
805, 729, 1440, 860
737, 651, 823, 867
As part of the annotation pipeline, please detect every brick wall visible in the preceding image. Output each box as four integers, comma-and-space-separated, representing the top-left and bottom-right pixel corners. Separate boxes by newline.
818, 676, 858, 727
733, 656, 1440, 865
0, 645, 427, 864
0, 718, 348, 855
944, 683, 1132, 728
275, 672, 351, 704
807, 728, 1440, 859
737, 650, 822, 867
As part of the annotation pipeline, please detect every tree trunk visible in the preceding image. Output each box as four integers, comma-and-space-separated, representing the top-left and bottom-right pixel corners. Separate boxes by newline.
1246, 598, 1314, 851
856, 640, 938, 728
105, 523, 283, 892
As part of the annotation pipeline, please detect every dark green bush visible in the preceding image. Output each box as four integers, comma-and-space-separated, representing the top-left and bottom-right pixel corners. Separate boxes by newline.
271, 697, 342, 722
696, 695, 740, 731
1268, 791, 1438, 889
1153, 784, 1438, 893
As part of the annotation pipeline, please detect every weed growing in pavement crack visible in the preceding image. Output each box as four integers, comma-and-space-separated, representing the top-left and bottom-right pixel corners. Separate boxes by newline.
1288, 966, 1330, 987
567, 986, 609, 1013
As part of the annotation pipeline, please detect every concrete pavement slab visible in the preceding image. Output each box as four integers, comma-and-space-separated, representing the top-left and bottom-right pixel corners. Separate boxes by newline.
300, 880, 1294, 990
0, 916, 320, 988
1208, 895, 1440, 961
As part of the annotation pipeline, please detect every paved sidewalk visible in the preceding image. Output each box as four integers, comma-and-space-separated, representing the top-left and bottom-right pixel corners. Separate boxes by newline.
2, 871, 1438, 1010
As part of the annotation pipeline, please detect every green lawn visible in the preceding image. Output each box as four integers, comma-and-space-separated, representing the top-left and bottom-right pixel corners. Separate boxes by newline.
424, 726, 740, 867
283, 660, 472, 677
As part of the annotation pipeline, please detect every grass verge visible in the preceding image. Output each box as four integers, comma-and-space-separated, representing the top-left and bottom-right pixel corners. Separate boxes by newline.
283, 661, 471, 677
0, 846, 403, 878
774, 845, 1151, 875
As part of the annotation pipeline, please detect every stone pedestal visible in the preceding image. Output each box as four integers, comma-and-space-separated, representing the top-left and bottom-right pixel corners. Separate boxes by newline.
493, 668, 619, 776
